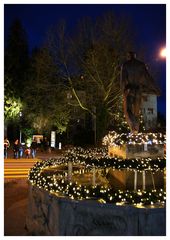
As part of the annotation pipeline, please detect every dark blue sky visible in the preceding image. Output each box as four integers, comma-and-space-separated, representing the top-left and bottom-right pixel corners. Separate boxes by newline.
4, 4, 166, 116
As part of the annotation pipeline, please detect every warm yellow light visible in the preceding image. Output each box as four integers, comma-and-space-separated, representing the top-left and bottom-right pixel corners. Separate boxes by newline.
160, 48, 166, 58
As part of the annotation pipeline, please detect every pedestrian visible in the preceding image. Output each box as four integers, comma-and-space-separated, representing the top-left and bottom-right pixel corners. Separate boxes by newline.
13, 139, 19, 159
42, 137, 49, 152
19, 142, 24, 158
4, 137, 10, 159
25, 147, 31, 158
31, 140, 37, 158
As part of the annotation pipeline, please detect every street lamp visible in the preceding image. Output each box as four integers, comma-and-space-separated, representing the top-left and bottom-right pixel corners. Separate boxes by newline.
19, 111, 22, 143
160, 47, 166, 58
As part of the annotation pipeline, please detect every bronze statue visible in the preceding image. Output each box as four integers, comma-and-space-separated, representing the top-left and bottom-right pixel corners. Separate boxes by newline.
120, 52, 160, 133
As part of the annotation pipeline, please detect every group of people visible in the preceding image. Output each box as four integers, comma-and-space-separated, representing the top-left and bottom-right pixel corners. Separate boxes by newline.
4, 137, 38, 159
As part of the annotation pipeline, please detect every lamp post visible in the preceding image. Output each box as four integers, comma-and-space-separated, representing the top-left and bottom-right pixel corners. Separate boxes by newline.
19, 111, 22, 143
93, 106, 96, 146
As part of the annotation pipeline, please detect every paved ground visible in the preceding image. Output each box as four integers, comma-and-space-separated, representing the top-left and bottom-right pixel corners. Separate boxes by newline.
4, 158, 41, 179
4, 150, 64, 236
4, 179, 29, 236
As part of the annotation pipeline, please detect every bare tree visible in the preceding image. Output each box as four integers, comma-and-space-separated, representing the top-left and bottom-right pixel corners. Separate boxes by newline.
46, 12, 135, 141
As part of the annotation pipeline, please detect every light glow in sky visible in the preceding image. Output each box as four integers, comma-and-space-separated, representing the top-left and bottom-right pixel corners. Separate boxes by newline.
160, 47, 166, 58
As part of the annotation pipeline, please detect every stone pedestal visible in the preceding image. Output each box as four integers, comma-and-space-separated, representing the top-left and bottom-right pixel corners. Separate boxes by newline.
108, 144, 164, 159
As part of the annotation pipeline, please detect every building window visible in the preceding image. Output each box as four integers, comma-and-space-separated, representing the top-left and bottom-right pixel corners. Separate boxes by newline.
148, 108, 153, 114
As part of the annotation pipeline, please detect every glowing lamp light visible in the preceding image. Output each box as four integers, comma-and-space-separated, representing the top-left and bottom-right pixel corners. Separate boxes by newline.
160, 48, 166, 58
26, 138, 32, 147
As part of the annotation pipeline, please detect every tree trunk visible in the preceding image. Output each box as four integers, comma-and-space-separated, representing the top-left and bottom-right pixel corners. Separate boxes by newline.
96, 105, 110, 145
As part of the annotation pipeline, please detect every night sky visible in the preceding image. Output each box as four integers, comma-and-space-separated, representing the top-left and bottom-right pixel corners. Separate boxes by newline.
4, 4, 166, 116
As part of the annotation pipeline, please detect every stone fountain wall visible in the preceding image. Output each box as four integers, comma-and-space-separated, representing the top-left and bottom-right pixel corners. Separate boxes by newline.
26, 183, 166, 236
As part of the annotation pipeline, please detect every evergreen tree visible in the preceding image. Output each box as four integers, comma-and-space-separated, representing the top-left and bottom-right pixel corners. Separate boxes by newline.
5, 18, 29, 98
24, 47, 70, 134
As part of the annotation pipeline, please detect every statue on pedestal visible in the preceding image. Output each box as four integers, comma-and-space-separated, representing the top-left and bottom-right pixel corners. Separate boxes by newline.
120, 52, 160, 133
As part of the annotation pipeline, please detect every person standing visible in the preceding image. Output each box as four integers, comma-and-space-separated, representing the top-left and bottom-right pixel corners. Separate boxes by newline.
31, 140, 37, 158
42, 137, 49, 152
25, 147, 31, 158
19, 142, 24, 158
4, 137, 10, 159
13, 139, 19, 159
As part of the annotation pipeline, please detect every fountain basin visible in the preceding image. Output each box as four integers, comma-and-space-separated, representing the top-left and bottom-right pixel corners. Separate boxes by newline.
26, 183, 166, 236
